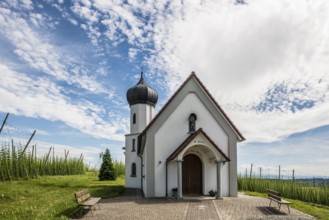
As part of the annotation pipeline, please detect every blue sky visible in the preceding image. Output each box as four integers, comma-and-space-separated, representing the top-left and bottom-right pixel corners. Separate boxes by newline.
0, 0, 329, 177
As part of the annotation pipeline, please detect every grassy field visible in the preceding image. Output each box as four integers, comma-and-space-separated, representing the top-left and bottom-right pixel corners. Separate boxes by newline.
243, 191, 329, 220
0, 172, 125, 220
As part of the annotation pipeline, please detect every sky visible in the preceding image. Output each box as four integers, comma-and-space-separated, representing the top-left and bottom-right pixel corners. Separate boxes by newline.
0, 0, 329, 177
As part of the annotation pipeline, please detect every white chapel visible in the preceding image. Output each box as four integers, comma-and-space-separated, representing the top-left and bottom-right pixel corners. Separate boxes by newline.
124, 72, 245, 199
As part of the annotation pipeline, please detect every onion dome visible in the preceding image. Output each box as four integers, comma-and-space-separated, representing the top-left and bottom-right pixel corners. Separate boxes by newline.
126, 72, 158, 106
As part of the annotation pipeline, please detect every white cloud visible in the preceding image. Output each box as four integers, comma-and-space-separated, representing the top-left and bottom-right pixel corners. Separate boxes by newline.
0, 64, 124, 141
128, 48, 138, 61
0, 6, 111, 96
70, 0, 158, 47
238, 127, 329, 177
71, 3, 99, 23
145, 0, 329, 142
1, 0, 329, 171
2, 0, 33, 10
69, 0, 323, 143
29, 13, 45, 28
21, 0, 33, 10
68, 17, 78, 26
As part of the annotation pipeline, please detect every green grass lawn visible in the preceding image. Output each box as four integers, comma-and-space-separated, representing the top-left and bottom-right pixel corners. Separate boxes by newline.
243, 191, 329, 220
0, 172, 125, 220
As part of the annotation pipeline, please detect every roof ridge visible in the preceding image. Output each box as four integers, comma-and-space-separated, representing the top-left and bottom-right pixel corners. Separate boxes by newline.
138, 72, 195, 137
192, 73, 245, 141
138, 72, 245, 141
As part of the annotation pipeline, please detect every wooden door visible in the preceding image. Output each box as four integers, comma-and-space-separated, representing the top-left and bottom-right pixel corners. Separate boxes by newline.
182, 154, 202, 195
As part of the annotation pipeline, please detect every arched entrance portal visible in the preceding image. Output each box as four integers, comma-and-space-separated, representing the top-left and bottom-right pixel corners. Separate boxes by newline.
182, 154, 202, 195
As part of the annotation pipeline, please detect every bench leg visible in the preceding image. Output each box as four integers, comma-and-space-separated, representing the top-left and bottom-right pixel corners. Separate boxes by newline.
90, 207, 94, 216
278, 203, 281, 210
98, 203, 100, 210
269, 200, 272, 207
287, 205, 290, 213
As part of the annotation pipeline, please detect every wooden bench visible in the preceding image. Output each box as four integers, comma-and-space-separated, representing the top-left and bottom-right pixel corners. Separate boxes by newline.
266, 189, 292, 213
75, 189, 101, 215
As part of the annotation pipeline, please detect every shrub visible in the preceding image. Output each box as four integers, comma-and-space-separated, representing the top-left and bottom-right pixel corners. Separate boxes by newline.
98, 148, 116, 181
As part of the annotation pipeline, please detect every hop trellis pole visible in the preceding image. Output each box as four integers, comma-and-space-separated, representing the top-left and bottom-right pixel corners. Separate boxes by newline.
0, 113, 9, 134
19, 130, 36, 159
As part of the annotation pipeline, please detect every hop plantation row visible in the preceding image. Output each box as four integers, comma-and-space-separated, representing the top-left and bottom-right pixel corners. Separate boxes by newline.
238, 176, 329, 206
0, 143, 126, 181
0, 115, 125, 181
0, 142, 85, 181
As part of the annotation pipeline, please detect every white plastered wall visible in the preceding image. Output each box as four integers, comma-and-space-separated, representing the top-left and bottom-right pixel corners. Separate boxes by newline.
125, 134, 141, 188
126, 103, 154, 189
130, 104, 154, 133
142, 76, 240, 197
154, 93, 230, 197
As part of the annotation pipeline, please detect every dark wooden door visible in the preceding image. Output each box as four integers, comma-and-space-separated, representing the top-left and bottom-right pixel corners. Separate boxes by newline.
182, 154, 202, 195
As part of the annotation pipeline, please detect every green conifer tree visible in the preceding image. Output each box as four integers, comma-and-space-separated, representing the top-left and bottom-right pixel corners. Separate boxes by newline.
98, 148, 116, 181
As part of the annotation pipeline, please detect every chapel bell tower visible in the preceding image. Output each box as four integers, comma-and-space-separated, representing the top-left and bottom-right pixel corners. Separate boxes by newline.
125, 72, 158, 188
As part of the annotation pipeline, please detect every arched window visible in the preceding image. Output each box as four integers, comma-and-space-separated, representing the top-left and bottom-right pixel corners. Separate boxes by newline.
131, 163, 136, 177
133, 113, 136, 124
189, 113, 197, 133
132, 139, 135, 152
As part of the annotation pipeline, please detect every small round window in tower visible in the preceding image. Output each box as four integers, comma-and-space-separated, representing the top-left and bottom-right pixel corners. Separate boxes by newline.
189, 113, 197, 133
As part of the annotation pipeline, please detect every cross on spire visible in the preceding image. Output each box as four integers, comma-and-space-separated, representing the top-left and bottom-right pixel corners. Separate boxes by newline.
141, 66, 144, 79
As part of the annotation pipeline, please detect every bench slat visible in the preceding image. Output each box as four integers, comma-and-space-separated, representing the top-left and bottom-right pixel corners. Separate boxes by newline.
269, 197, 291, 204
75, 189, 89, 198
268, 193, 281, 201
76, 193, 91, 204
75, 189, 101, 206
266, 189, 280, 196
74, 189, 101, 216
82, 197, 101, 206
280, 199, 292, 204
